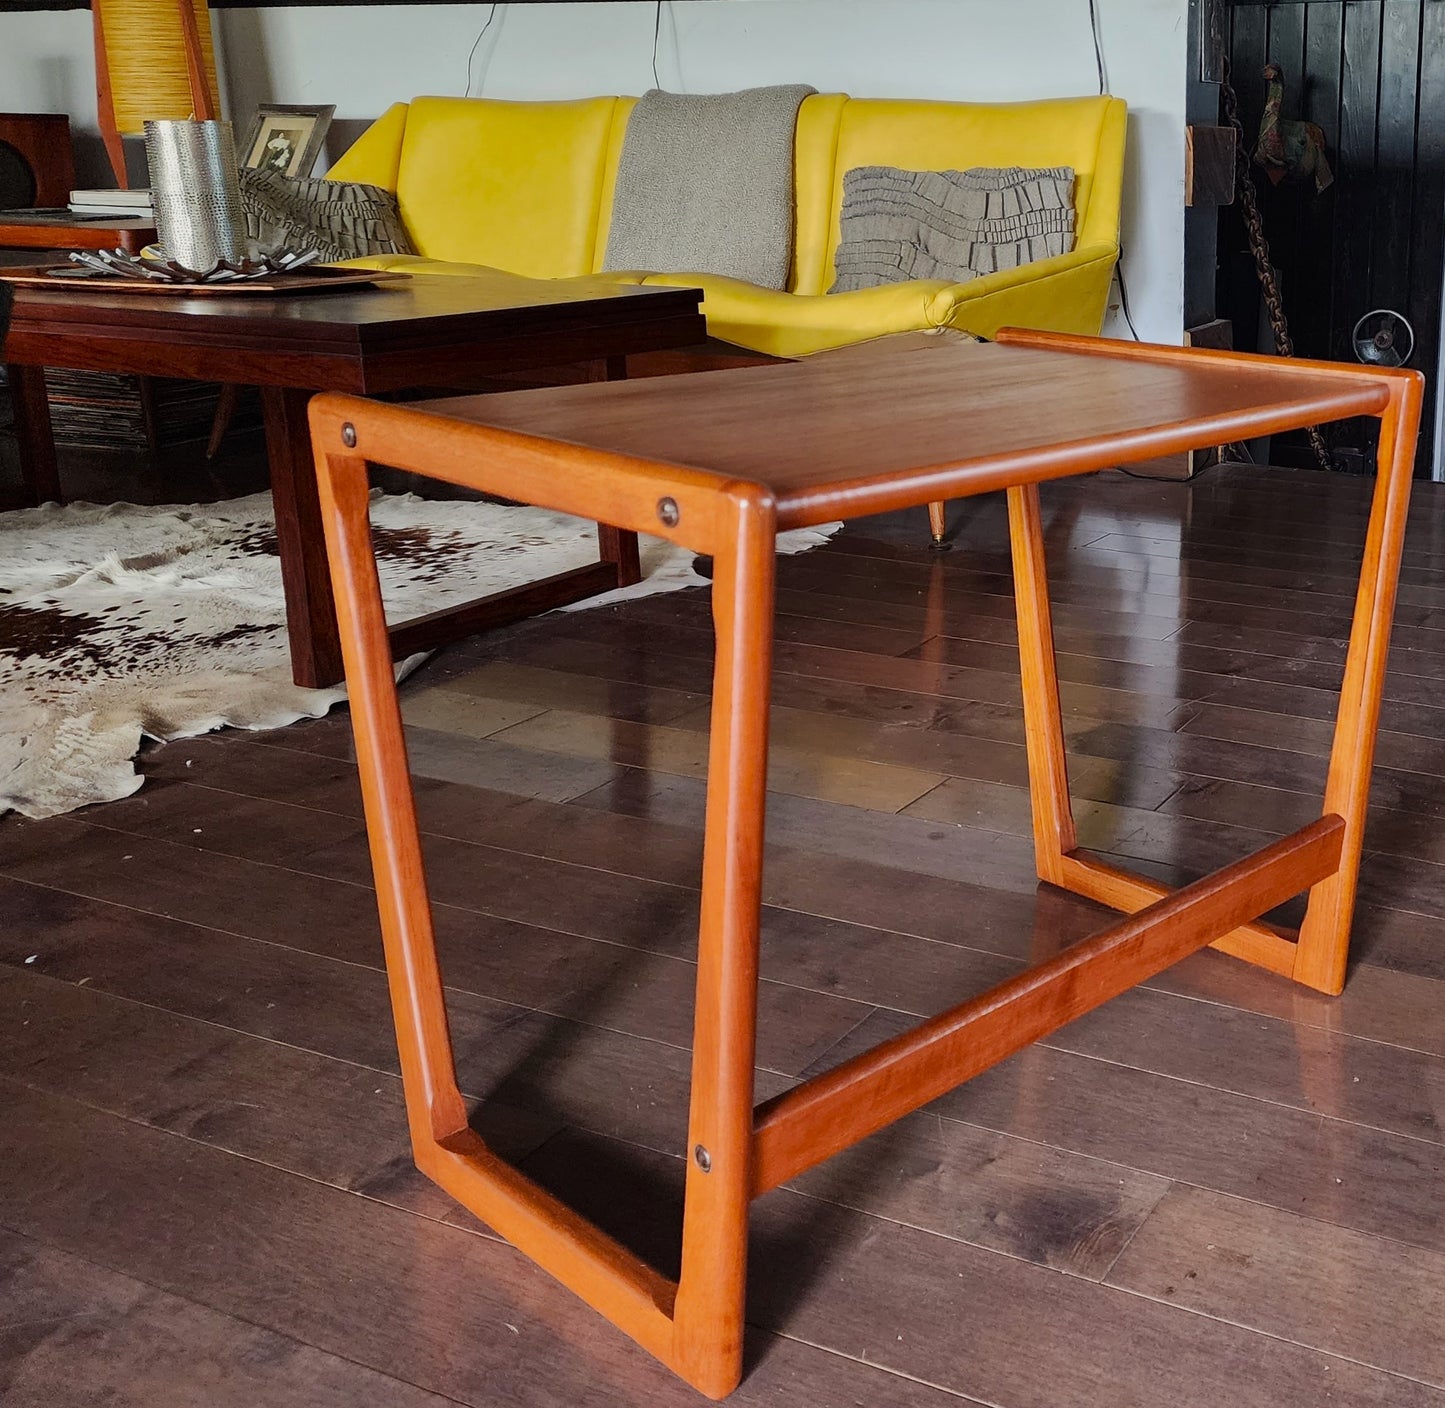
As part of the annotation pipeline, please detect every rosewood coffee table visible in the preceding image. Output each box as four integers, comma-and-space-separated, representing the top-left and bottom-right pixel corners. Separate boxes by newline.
1, 271, 704, 686
305, 330, 1420, 1398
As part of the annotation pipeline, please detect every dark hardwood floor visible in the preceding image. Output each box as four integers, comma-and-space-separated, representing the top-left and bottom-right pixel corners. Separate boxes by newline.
3, 453, 1445, 1406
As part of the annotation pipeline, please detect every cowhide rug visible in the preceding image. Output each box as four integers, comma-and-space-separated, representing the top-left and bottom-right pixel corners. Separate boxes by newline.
0, 491, 840, 821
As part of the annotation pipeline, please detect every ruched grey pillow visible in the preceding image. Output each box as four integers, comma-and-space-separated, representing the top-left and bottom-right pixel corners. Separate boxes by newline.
830, 165, 1076, 293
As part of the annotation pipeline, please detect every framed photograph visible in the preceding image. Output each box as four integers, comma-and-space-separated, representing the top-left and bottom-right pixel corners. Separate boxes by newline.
240, 104, 336, 179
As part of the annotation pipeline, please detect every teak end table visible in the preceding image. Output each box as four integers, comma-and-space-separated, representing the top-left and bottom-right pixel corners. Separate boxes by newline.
306, 330, 1421, 1398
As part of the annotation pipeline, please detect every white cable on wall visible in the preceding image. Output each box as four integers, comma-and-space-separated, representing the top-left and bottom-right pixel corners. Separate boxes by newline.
464, 3, 500, 97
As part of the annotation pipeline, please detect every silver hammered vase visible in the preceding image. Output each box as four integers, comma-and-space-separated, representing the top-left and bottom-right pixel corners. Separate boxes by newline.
143, 119, 247, 270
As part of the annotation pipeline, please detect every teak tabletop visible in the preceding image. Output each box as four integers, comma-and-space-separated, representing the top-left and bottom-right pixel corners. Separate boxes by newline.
305, 330, 1422, 1398
1, 272, 706, 686
413, 331, 1393, 526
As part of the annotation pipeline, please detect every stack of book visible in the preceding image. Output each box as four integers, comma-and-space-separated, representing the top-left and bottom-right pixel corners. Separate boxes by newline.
67, 188, 154, 218
46, 369, 260, 452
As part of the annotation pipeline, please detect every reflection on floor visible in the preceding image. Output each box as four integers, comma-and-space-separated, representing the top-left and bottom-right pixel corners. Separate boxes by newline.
3, 462, 1445, 1407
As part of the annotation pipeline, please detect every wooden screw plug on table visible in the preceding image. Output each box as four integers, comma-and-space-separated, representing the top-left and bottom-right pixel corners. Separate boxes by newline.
308, 331, 1422, 1398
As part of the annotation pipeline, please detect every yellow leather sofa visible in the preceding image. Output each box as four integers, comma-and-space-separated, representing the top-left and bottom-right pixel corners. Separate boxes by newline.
329, 92, 1127, 358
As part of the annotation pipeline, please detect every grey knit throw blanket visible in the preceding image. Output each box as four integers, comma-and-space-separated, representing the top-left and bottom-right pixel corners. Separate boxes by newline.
603, 84, 816, 290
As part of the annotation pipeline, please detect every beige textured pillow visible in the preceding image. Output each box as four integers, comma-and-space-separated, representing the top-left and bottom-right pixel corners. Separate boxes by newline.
830, 165, 1076, 293
238, 167, 414, 262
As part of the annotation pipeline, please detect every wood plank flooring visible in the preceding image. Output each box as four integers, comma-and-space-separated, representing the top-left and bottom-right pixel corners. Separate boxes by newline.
3, 463, 1445, 1406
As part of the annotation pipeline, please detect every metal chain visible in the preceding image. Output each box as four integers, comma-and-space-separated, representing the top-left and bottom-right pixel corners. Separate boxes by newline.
1220, 60, 1333, 471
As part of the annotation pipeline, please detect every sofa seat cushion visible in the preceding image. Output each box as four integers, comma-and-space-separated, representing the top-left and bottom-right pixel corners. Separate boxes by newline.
643, 239, 1120, 355
640, 270, 957, 358
333, 249, 1115, 359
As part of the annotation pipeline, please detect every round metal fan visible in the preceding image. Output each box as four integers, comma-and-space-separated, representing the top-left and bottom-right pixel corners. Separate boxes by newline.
1352, 308, 1414, 367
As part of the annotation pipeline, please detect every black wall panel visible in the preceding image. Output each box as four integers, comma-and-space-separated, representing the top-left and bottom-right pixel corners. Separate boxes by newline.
1222, 0, 1442, 476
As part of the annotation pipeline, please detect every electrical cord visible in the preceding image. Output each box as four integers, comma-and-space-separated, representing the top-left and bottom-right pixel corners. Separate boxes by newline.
1086, 0, 1108, 94
652, 1, 663, 89
1114, 248, 1142, 340
1109, 445, 1237, 480
1084, 0, 1142, 341
1110, 461, 1199, 479
464, 3, 499, 97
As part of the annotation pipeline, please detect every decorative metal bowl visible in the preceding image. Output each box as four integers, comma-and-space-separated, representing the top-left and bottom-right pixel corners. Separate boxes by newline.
67, 246, 322, 286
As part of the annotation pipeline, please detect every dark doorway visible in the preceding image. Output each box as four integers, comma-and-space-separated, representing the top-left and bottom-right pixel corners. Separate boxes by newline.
1220, 0, 1443, 477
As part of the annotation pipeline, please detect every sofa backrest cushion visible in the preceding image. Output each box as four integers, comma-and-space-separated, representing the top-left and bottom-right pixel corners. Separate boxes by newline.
808, 95, 1123, 296
393, 96, 622, 276
328, 101, 410, 193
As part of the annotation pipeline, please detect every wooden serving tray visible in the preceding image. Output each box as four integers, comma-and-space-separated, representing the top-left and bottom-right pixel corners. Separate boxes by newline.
0, 264, 410, 295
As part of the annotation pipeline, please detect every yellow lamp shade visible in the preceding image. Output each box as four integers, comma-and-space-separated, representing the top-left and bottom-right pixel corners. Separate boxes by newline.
93, 0, 222, 181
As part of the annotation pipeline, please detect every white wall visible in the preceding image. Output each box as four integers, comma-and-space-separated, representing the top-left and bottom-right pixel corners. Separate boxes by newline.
0, 0, 1186, 339
1, 8, 94, 118
0, 9, 116, 183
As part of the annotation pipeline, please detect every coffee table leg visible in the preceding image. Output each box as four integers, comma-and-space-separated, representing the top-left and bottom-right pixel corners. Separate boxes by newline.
262, 385, 345, 689
1008, 482, 1077, 884
596, 357, 643, 586
672, 486, 776, 1398
597, 524, 643, 586
1293, 378, 1421, 994
7, 363, 62, 507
